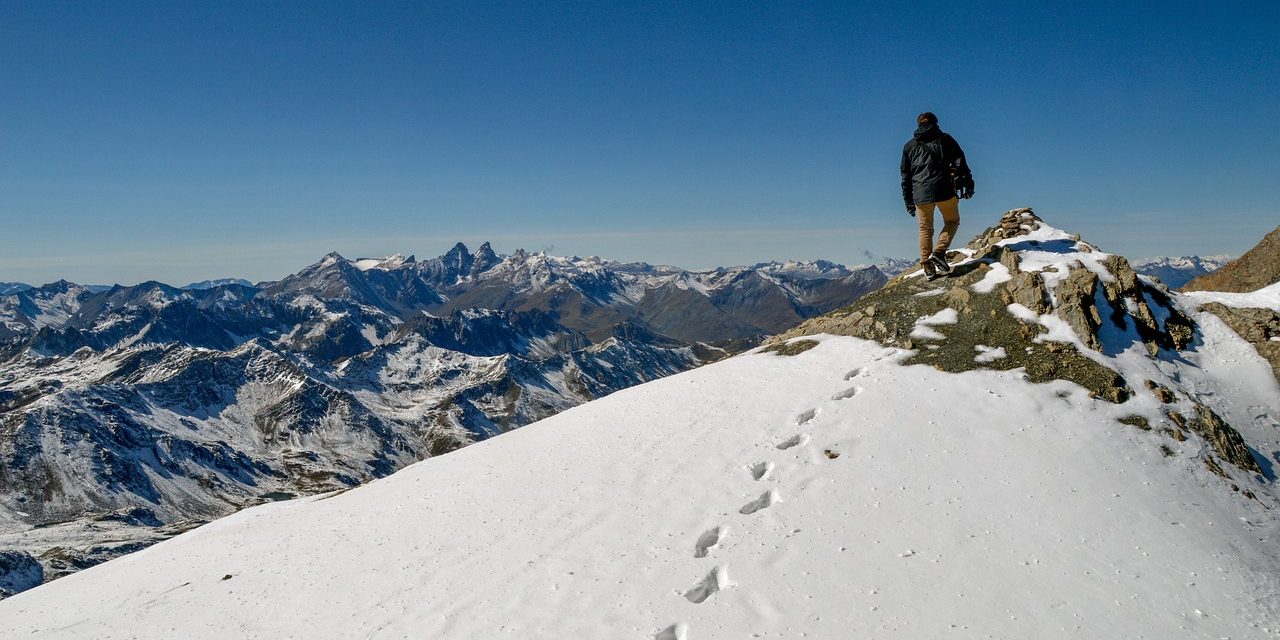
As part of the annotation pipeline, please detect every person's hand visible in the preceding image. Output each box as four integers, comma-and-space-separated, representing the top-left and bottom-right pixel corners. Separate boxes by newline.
958, 184, 974, 199
956, 175, 975, 199
906, 204, 916, 217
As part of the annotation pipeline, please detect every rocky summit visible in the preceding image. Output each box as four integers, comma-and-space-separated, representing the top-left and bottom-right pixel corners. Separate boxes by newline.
769, 207, 1270, 481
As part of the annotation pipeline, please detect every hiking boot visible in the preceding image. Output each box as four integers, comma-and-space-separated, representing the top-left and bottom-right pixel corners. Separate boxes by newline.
922, 260, 940, 281
928, 251, 952, 275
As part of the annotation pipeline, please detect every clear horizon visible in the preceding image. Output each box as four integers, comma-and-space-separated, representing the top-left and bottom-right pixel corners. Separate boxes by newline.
3, 1, 1278, 286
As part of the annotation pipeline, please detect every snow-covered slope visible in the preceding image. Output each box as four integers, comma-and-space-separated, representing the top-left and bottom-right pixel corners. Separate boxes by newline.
0, 246, 885, 597
2, 210, 1277, 638
2, 333, 1276, 638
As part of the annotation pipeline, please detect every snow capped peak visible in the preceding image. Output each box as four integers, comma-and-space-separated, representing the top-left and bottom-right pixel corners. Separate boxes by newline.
354, 254, 414, 271
751, 259, 853, 279
442, 242, 471, 266
317, 252, 347, 268
1133, 254, 1234, 268
181, 278, 254, 290
1131, 255, 1234, 289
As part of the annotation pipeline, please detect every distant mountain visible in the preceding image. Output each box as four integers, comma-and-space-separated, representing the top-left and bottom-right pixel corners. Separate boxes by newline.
0, 244, 888, 596
0, 283, 31, 295
181, 278, 254, 290
873, 256, 916, 276
1132, 255, 1232, 289
1182, 225, 1280, 293
6, 210, 1276, 637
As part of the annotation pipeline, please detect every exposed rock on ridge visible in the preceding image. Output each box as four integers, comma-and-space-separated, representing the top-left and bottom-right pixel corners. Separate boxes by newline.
767, 207, 1266, 480
1182, 224, 1279, 293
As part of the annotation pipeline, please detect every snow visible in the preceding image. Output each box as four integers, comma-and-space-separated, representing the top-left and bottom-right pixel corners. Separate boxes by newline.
6, 335, 1275, 638
1181, 281, 1280, 311
671, 275, 712, 296
752, 260, 852, 279
971, 262, 1012, 293
950, 222, 1118, 300
909, 307, 958, 340
354, 254, 411, 272
1006, 303, 1100, 355
973, 344, 1007, 363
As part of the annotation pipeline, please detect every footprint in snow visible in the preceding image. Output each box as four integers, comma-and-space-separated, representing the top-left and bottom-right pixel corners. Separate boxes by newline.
795, 408, 818, 425
740, 489, 779, 515
694, 526, 726, 558
748, 461, 774, 481
684, 566, 731, 603
831, 386, 861, 401
776, 434, 810, 450
655, 623, 688, 640
844, 368, 861, 380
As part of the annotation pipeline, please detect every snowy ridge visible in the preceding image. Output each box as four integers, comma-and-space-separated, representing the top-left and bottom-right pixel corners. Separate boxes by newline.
1, 333, 1276, 638
1, 210, 1277, 636
0, 243, 886, 596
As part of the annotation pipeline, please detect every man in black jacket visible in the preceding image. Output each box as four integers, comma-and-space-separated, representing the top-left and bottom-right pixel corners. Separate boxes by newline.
901, 112, 974, 280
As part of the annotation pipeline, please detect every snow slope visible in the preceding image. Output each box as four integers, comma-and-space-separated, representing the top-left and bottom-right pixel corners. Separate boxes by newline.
3, 330, 1278, 638
1182, 281, 1280, 310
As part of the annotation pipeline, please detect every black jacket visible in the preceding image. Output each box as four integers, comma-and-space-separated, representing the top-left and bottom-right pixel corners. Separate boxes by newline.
900, 124, 971, 208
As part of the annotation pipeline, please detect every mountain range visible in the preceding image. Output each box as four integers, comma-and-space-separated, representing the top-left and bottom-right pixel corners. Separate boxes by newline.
2, 209, 1275, 637
0, 244, 888, 596
1130, 255, 1233, 289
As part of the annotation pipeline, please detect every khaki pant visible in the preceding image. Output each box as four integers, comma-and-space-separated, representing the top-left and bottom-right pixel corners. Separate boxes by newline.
916, 196, 960, 263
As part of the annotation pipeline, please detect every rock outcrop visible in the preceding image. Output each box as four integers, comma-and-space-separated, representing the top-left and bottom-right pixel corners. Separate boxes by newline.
1182, 224, 1280, 293
767, 207, 1265, 481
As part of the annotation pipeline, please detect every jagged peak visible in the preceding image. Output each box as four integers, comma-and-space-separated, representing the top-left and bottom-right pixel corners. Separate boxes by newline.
314, 252, 349, 270
443, 242, 470, 260
470, 242, 501, 276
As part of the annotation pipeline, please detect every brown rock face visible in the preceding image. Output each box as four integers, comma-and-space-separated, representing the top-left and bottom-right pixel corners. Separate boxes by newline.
1055, 269, 1104, 353
1181, 225, 1280, 293
1187, 404, 1263, 475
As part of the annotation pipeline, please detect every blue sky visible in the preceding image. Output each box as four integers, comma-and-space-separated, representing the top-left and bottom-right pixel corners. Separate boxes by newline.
2, 1, 1277, 285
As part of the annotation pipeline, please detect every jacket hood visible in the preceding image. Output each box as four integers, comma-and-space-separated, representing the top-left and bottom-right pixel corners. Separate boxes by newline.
913, 123, 943, 142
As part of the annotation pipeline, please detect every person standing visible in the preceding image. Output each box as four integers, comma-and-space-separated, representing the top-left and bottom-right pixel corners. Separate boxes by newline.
900, 112, 974, 280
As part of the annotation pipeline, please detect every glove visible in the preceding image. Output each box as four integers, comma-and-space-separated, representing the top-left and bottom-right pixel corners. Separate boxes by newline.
906, 204, 916, 217
955, 175, 975, 199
